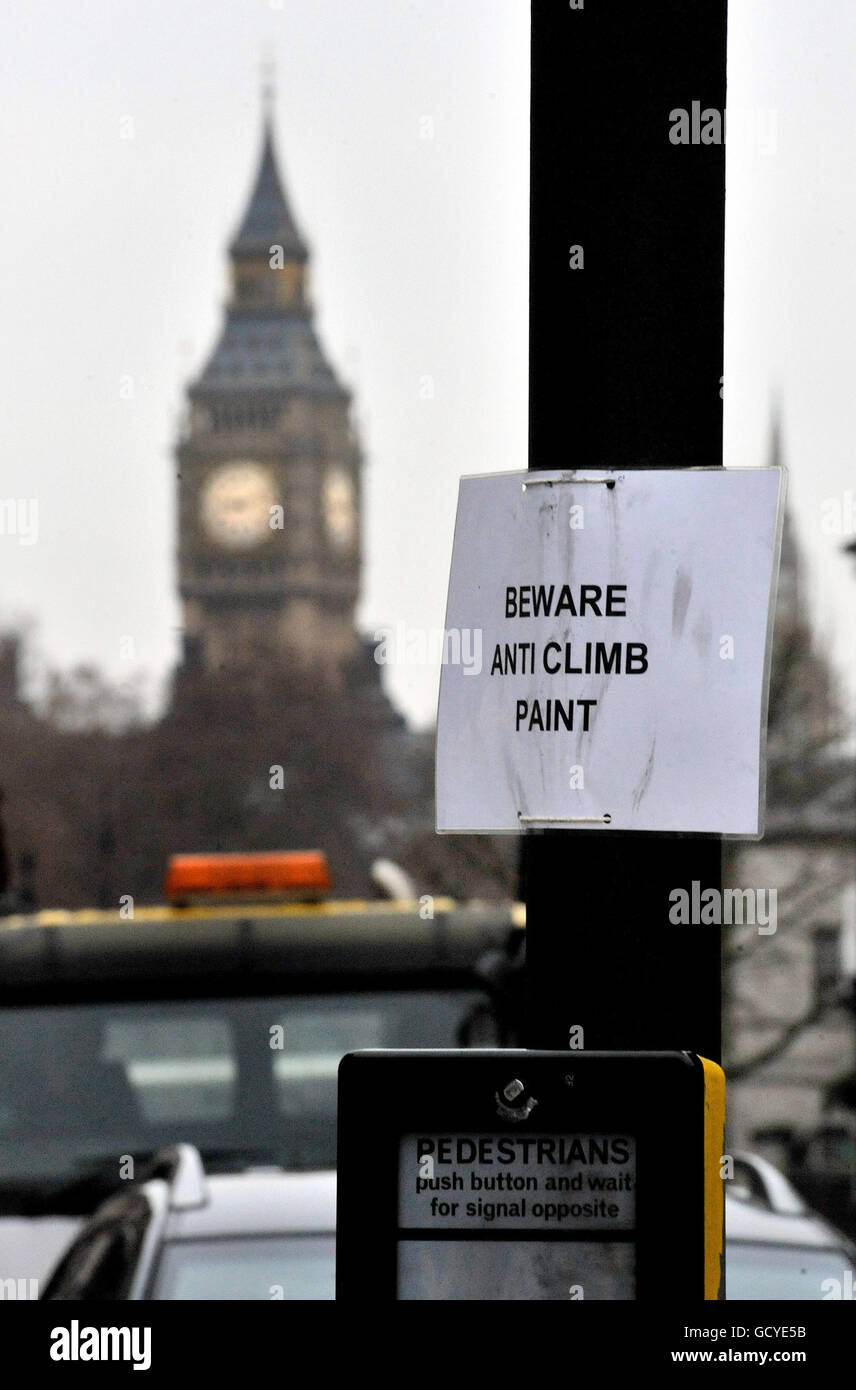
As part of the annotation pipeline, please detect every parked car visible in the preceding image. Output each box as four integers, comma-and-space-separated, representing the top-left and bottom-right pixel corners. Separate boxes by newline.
725, 1154, 855, 1299
41, 1145, 335, 1301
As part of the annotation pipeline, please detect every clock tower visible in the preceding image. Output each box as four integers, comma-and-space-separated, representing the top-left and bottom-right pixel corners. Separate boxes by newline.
176, 100, 362, 683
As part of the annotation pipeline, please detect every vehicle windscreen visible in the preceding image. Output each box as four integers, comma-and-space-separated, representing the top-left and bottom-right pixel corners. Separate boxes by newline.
152, 1235, 335, 1300
727, 1241, 852, 1300
0, 989, 487, 1204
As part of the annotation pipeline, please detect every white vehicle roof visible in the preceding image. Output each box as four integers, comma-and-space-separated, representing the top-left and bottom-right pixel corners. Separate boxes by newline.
725, 1191, 850, 1251
163, 1169, 336, 1242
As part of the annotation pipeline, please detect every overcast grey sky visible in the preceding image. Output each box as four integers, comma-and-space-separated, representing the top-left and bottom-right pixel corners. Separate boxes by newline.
0, 0, 852, 731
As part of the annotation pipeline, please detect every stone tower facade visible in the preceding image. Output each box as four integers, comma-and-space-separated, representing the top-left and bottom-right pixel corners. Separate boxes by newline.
176, 105, 362, 683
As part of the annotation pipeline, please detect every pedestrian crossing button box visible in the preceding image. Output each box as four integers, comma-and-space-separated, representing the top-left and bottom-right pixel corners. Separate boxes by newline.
336, 1049, 725, 1301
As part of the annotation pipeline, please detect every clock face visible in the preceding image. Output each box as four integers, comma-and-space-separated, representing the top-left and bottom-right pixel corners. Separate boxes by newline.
323, 466, 356, 552
201, 462, 277, 550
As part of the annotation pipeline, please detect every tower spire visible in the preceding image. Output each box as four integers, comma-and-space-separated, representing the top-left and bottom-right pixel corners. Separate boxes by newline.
176, 71, 361, 687
260, 45, 276, 125
229, 60, 307, 264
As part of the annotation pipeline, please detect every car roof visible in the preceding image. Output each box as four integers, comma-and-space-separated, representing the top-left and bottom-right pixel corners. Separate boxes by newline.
725, 1192, 850, 1251
163, 1169, 336, 1242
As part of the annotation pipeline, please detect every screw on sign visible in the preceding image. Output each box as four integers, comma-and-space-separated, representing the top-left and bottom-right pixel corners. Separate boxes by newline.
495, 1078, 538, 1122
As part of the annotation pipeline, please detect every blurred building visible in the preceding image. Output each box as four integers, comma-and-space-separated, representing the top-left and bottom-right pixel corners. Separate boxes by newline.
171, 94, 416, 717
725, 416, 856, 1228
175, 96, 375, 693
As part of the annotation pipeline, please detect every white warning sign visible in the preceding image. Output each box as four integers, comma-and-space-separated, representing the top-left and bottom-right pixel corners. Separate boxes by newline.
399, 1133, 636, 1231
436, 467, 784, 836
